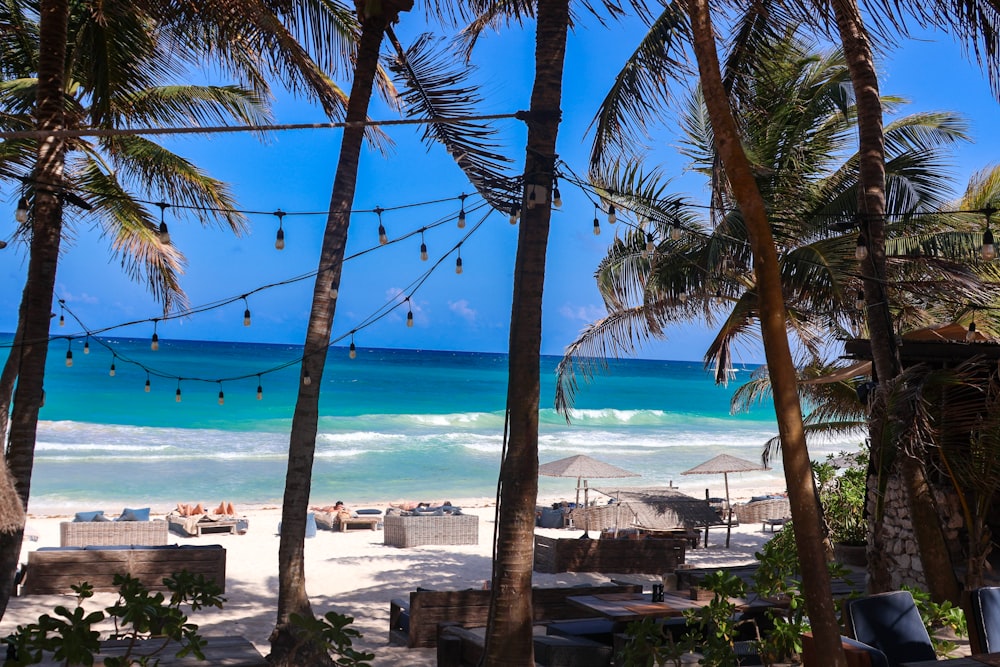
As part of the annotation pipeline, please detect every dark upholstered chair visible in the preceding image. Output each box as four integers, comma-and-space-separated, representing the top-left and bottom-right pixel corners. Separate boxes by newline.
970, 586, 1000, 654
845, 590, 936, 666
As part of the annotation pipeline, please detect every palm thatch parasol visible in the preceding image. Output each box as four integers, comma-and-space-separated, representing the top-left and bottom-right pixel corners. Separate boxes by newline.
539, 454, 638, 537
682, 453, 768, 547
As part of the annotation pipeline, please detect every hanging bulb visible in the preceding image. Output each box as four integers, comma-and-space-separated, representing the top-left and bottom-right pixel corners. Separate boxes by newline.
242, 298, 251, 327
458, 207, 466, 229
983, 228, 996, 261
59, 314, 65, 327
855, 290, 865, 311
855, 234, 868, 261
407, 309, 414, 328
156, 202, 171, 244
273, 209, 286, 250
968, 321, 978, 342
15, 196, 29, 223
527, 186, 537, 209
678, 290, 688, 303
65, 347, 73, 367
83, 338, 90, 354
455, 256, 463, 274
303, 369, 311, 386
509, 204, 519, 224
349, 341, 357, 359
420, 242, 428, 261
175, 386, 182, 403
218, 386, 225, 406
256, 377, 263, 400
378, 224, 388, 245
331, 287, 339, 299
645, 234, 655, 254
592, 217, 600, 236
144, 375, 151, 393
553, 184, 563, 208
109, 361, 116, 377
607, 204, 617, 224
670, 225, 682, 241
151, 332, 159, 351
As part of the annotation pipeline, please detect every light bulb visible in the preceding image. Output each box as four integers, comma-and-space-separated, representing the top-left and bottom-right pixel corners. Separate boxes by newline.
420, 242, 428, 261
509, 205, 519, 224
256, 383, 263, 400
331, 287, 339, 299
243, 308, 251, 327
144, 378, 151, 393
378, 224, 388, 245
65, 349, 73, 367
984, 228, 996, 260
855, 235, 868, 261
349, 342, 357, 359
275, 227, 285, 250
456, 257, 463, 274
458, 209, 466, 228
15, 196, 28, 223
678, 290, 688, 303
407, 310, 414, 327
303, 371, 311, 386
159, 222, 170, 244
175, 387, 182, 403
607, 204, 617, 224
855, 290, 865, 311
646, 234, 655, 253
527, 187, 537, 209
83, 339, 90, 354
218, 390, 225, 406
553, 187, 562, 208
109, 362, 116, 377
968, 321, 978, 342
593, 218, 600, 236
59, 314, 64, 327
671, 225, 682, 241
151, 333, 159, 351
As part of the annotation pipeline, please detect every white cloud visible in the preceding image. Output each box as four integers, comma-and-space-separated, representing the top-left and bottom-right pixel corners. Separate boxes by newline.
559, 303, 605, 322
61, 291, 99, 305
449, 299, 476, 322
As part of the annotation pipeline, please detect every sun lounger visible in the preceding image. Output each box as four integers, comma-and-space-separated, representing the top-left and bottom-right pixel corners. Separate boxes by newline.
166, 513, 247, 537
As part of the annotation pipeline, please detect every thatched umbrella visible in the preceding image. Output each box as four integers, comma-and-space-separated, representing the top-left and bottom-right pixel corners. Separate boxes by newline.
539, 454, 638, 537
682, 453, 768, 547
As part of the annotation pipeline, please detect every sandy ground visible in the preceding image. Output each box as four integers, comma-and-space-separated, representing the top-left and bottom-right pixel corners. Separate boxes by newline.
0, 486, 785, 666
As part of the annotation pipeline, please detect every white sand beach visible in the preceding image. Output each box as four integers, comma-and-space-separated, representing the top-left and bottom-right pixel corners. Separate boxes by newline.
0, 484, 786, 666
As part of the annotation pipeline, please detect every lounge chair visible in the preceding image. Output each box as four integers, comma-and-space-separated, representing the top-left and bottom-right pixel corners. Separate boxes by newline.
844, 590, 935, 666
969, 586, 1000, 653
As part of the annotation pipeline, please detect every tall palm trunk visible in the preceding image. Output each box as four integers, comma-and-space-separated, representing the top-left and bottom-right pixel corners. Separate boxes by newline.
830, 0, 959, 604
686, 1, 846, 664
0, 0, 68, 622
268, 1, 411, 664
481, 1, 568, 664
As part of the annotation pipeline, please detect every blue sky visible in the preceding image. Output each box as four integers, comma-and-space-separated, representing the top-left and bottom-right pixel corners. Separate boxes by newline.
1, 14, 998, 364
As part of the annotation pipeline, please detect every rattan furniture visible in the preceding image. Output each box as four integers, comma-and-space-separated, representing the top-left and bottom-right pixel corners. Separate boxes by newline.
383, 513, 478, 548
733, 498, 791, 526
60, 520, 169, 547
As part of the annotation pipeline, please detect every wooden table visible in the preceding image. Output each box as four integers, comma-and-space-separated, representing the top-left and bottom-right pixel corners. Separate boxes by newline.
567, 591, 708, 629
34, 636, 266, 666
902, 655, 1000, 666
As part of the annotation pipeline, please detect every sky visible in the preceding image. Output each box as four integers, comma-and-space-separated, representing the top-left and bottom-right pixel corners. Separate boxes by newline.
1, 11, 999, 365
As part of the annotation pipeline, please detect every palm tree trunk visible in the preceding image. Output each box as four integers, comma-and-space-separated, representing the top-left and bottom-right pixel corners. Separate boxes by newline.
686, 1, 846, 665
481, 1, 568, 664
267, 1, 412, 664
0, 0, 68, 622
830, 0, 960, 604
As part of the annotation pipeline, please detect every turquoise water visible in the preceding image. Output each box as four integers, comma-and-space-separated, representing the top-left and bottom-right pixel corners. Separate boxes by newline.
0, 336, 859, 511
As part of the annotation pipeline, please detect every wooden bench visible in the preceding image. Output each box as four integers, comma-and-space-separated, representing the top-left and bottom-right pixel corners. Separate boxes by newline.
22, 545, 226, 594
339, 516, 381, 531
388, 582, 642, 648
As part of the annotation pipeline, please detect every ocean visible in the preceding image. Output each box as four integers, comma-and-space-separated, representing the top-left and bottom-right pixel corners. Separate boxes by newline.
0, 337, 861, 512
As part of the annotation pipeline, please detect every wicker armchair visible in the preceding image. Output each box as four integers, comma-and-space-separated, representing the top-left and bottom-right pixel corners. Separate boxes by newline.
732, 498, 791, 525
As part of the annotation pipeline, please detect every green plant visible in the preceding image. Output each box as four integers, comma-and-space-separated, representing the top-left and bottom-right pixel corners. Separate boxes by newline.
4, 572, 225, 666
288, 611, 374, 667
618, 616, 699, 667
815, 450, 869, 546
683, 570, 747, 667
901, 585, 967, 658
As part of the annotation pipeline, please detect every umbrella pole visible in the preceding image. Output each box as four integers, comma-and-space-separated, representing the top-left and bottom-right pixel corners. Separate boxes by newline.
724, 472, 732, 548
581, 480, 591, 539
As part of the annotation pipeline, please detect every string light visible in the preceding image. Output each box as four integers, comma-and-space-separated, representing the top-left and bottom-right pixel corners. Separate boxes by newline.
377, 207, 388, 245
645, 233, 655, 254
593, 205, 600, 236
983, 206, 996, 261
144, 372, 151, 393
274, 209, 286, 250
58, 300, 65, 326
968, 320, 978, 342
455, 248, 463, 275
607, 203, 617, 224
553, 180, 562, 208
83, 336, 90, 354
349, 333, 357, 359
242, 296, 251, 327
855, 234, 868, 261
15, 194, 28, 223
175, 379, 182, 403
217, 381, 225, 406
526, 184, 538, 209
151, 320, 159, 351
406, 297, 414, 328
302, 368, 311, 385
109, 354, 116, 377
508, 203, 519, 225
65, 339, 73, 367
256, 374, 263, 400
420, 229, 428, 261
670, 224, 682, 241
457, 195, 467, 229
155, 202, 170, 244
855, 290, 865, 311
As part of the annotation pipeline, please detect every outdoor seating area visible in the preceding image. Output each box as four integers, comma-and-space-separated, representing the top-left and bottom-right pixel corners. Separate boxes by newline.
532, 533, 685, 574
166, 502, 249, 537
383, 510, 478, 547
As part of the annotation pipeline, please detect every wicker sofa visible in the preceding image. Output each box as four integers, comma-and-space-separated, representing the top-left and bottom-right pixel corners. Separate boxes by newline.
383, 513, 478, 548
60, 520, 169, 547
732, 497, 791, 527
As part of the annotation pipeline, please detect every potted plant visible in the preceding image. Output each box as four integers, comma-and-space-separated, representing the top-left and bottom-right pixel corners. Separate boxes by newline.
815, 450, 868, 566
